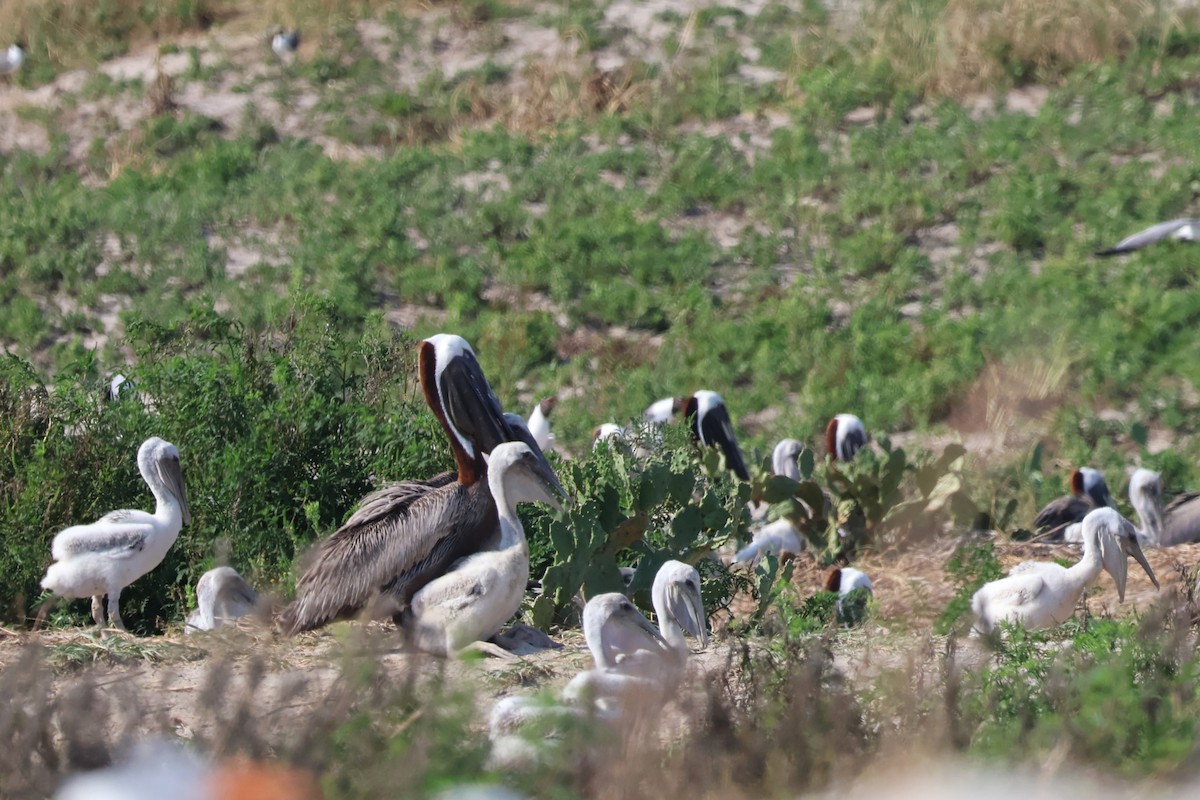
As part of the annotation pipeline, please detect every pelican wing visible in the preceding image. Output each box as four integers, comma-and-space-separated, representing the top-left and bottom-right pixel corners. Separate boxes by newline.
51, 522, 151, 561
977, 572, 1047, 612
280, 477, 496, 634
1162, 492, 1200, 545
1097, 218, 1199, 256
1032, 495, 1091, 532
336, 471, 455, 531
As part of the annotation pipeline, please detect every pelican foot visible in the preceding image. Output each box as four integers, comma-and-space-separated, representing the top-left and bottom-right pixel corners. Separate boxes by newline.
490, 624, 562, 656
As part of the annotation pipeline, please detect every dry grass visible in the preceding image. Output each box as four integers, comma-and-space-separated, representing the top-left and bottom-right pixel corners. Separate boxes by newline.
863, 0, 1196, 96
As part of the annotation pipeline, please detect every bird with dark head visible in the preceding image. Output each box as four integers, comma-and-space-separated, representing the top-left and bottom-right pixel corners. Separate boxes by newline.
677, 390, 750, 481
278, 334, 560, 636
1032, 466, 1115, 539
826, 414, 867, 462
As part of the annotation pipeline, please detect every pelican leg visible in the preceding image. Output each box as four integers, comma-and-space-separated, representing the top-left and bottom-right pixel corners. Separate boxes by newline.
106, 591, 126, 631
91, 595, 105, 628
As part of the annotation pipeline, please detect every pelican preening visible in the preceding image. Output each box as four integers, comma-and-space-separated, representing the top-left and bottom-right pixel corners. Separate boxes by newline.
971, 507, 1159, 634
405, 441, 565, 656
827, 414, 867, 462
185, 567, 259, 633
1096, 218, 1200, 256
642, 391, 749, 480
772, 438, 805, 480
1126, 467, 1200, 547
1033, 467, 1116, 538
279, 334, 560, 637
526, 396, 556, 452
41, 437, 191, 631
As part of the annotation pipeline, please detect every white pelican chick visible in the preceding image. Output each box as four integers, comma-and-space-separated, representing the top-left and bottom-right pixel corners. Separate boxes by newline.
971, 507, 1158, 634
405, 441, 565, 656
526, 396, 556, 452
185, 567, 259, 633
41, 437, 190, 631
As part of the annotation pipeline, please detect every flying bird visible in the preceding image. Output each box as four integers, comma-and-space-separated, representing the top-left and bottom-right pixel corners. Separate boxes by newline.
278, 335, 558, 635
971, 507, 1158, 634
185, 567, 259, 633
41, 437, 191, 631
1096, 218, 1200, 256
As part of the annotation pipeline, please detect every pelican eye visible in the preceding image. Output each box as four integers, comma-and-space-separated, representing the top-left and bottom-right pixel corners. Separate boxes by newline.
685, 579, 696, 590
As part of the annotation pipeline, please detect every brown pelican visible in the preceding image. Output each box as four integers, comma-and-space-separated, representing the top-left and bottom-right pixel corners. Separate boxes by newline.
1126, 467, 1200, 547
772, 438, 805, 479
1032, 467, 1116, 537
825, 566, 873, 624
1096, 218, 1200, 256
972, 508, 1157, 634
826, 414, 867, 461
278, 334, 555, 635
642, 392, 749, 479
736, 438, 807, 565
270, 27, 301, 60
526, 396, 556, 452
41, 437, 191, 631
185, 567, 259, 633
0, 42, 24, 82
405, 441, 565, 656
592, 423, 626, 448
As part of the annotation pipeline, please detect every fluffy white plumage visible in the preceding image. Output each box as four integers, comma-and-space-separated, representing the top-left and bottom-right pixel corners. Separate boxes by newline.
41, 437, 191, 631
971, 508, 1158, 634
405, 441, 563, 656
185, 567, 258, 633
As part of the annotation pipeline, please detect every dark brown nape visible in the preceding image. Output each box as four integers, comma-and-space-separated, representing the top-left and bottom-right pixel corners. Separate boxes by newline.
824, 568, 842, 592
825, 417, 839, 460
1069, 468, 1084, 496
539, 396, 558, 415
418, 341, 479, 486
678, 395, 697, 419
591, 425, 602, 441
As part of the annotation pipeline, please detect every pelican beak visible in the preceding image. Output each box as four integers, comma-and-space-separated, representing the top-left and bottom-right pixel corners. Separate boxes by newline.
697, 402, 750, 481
439, 349, 511, 457
670, 582, 708, 649
160, 456, 191, 525
532, 455, 568, 513
1123, 534, 1159, 591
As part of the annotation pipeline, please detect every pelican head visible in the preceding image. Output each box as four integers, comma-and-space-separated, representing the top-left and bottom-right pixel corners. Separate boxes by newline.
593, 423, 626, 448
772, 438, 805, 480
486, 441, 567, 512
138, 437, 190, 525
1087, 507, 1159, 601
826, 414, 868, 462
652, 560, 708, 649
421, 334, 512, 463
684, 390, 749, 481
1072, 467, 1115, 509
583, 593, 668, 669
1127, 468, 1164, 547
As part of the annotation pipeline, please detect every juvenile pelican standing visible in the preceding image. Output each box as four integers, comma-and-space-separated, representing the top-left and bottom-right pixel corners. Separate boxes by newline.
971, 507, 1158, 634
185, 567, 259, 633
1124, 467, 1200, 547
279, 334, 557, 635
41, 437, 191, 631
405, 441, 565, 656
526, 397, 556, 452
826, 414, 867, 462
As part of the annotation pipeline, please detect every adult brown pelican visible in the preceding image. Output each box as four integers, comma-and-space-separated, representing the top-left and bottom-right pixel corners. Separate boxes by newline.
645, 391, 749, 480
278, 334, 556, 635
1032, 466, 1116, 538
826, 414, 867, 461
1126, 467, 1200, 547
1096, 218, 1200, 256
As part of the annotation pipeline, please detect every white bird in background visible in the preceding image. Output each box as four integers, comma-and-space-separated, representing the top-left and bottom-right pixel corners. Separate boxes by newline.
526, 396, 556, 452
185, 567, 259, 633
971, 507, 1158, 634
1126, 467, 1165, 547
735, 439, 807, 565
1096, 218, 1200, 256
0, 42, 25, 81
41, 437, 191, 632
592, 423, 626, 448
826, 414, 868, 462
825, 566, 873, 625
270, 27, 301, 60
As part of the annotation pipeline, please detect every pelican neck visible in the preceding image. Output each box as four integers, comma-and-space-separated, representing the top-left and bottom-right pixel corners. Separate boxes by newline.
488, 470, 528, 552
1067, 526, 1105, 587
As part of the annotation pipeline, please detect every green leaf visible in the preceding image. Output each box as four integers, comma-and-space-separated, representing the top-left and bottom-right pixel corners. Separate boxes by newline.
763, 474, 801, 503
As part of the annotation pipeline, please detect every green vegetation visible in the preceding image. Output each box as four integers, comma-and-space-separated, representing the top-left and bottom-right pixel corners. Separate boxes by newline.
4, 0, 1200, 791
